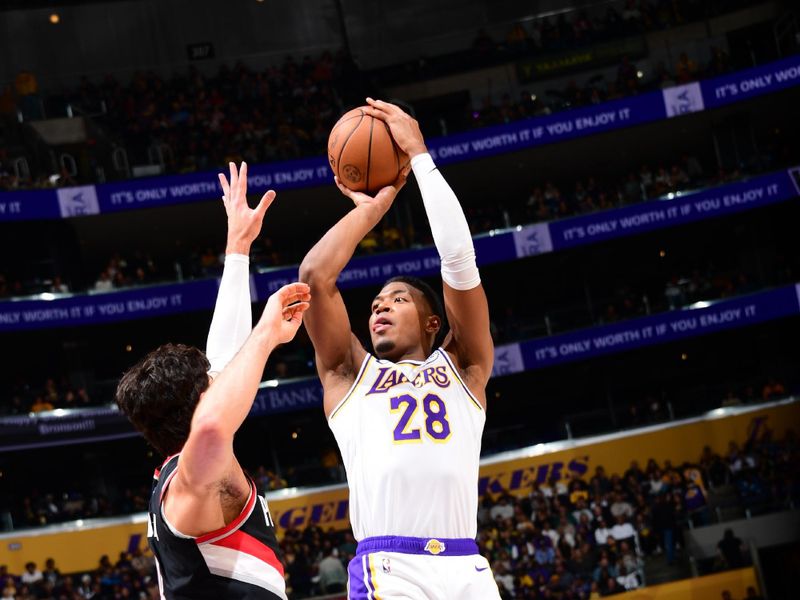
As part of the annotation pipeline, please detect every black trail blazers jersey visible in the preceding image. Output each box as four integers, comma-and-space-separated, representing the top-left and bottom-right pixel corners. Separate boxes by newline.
148, 454, 287, 599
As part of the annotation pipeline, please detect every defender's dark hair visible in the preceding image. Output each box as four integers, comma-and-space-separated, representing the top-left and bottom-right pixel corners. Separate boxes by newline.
384, 275, 449, 350
115, 343, 210, 456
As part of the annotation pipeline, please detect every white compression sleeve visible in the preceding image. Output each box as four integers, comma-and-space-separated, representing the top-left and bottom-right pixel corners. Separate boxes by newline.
411, 152, 481, 290
206, 253, 253, 376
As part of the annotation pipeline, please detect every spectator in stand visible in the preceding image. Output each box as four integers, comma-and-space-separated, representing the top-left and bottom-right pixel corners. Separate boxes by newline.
493, 562, 515, 597
490, 494, 515, 521
252, 465, 288, 493
49, 275, 69, 294
594, 516, 613, 546
684, 472, 710, 526
316, 548, 347, 593
20, 562, 42, 586
593, 555, 617, 583
676, 52, 699, 83
616, 564, 640, 590
762, 377, 786, 401
591, 465, 612, 496
505, 22, 529, 53
653, 165, 672, 195
617, 55, 640, 91
93, 269, 113, 292
744, 585, 765, 600
0, 566, 11, 588
357, 229, 380, 254
707, 46, 732, 76
652, 492, 677, 565
30, 395, 54, 413
572, 497, 593, 524
76, 573, 94, 597
610, 492, 634, 520
728, 441, 757, 474
621, 0, 642, 26
42, 558, 60, 586
717, 528, 747, 570
610, 514, 638, 547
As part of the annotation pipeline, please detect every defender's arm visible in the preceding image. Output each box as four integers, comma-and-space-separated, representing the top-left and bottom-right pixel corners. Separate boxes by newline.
167, 283, 310, 535
207, 162, 273, 375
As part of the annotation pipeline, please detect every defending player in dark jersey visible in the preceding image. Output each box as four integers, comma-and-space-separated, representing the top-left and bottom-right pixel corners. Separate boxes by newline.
116, 163, 309, 600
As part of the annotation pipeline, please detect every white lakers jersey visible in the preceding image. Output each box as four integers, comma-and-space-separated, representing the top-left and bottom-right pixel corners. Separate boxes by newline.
328, 348, 486, 541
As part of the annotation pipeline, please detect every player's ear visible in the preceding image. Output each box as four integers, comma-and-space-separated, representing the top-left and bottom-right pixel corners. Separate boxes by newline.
426, 315, 441, 335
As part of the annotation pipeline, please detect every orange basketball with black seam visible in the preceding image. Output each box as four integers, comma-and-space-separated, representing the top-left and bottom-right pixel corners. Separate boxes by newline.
327, 106, 409, 193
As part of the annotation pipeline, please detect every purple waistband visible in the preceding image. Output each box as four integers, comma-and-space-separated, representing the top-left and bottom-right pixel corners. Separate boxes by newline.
356, 536, 479, 557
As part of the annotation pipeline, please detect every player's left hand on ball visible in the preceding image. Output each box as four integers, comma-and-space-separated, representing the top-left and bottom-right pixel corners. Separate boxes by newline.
365, 98, 427, 159
263, 282, 311, 344
334, 170, 408, 215
219, 161, 276, 252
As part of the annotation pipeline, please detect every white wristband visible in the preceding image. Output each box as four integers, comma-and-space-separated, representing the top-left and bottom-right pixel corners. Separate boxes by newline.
206, 253, 253, 375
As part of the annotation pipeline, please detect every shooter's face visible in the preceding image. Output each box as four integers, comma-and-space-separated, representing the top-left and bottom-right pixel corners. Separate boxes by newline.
369, 283, 430, 359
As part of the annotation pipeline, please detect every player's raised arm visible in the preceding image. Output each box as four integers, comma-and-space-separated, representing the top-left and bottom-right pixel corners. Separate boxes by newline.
168, 283, 310, 534
206, 162, 275, 376
299, 173, 408, 415
366, 98, 493, 405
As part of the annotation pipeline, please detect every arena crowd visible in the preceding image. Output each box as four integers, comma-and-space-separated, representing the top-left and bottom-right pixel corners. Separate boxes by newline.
1, 430, 796, 598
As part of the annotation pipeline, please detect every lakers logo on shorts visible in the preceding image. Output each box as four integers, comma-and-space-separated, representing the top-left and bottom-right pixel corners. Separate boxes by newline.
424, 539, 446, 555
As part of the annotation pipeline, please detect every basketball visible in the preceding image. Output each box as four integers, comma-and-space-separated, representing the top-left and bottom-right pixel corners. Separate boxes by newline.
327, 106, 408, 193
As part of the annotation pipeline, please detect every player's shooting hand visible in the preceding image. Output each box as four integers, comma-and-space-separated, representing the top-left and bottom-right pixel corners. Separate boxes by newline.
218, 162, 276, 255
365, 98, 427, 159
261, 282, 311, 345
334, 164, 410, 215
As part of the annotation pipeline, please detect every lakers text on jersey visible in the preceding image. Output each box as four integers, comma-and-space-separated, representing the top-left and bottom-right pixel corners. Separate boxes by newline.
328, 348, 485, 540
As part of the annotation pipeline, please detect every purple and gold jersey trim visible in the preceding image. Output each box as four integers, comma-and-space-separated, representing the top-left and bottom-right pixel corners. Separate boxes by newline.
356, 535, 480, 557
436, 349, 483, 411
328, 354, 373, 420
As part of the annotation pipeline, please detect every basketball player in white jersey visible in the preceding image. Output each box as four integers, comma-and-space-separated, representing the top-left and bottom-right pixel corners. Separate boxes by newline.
299, 99, 501, 599
117, 163, 309, 599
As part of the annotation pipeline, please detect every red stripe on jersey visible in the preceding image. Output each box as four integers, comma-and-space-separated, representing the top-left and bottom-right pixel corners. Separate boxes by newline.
158, 469, 179, 503
154, 453, 181, 481
195, 481, 257, 544
161, 453, 180, 469
210, 529, 284, 575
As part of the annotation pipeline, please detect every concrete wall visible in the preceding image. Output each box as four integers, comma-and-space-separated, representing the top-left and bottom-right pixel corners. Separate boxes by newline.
686, 510, 800, 559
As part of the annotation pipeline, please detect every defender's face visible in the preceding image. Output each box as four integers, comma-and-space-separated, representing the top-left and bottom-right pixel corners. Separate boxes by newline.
369, 283, 427, 358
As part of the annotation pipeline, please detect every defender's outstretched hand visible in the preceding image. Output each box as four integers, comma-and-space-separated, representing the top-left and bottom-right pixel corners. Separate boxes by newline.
365, 98, 427, 159
261, 282, 311, 344
218, 161, 276, 254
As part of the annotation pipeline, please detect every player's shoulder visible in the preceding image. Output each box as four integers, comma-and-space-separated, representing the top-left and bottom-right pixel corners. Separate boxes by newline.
323, 341, 372, 418
437, 345, 488, 409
